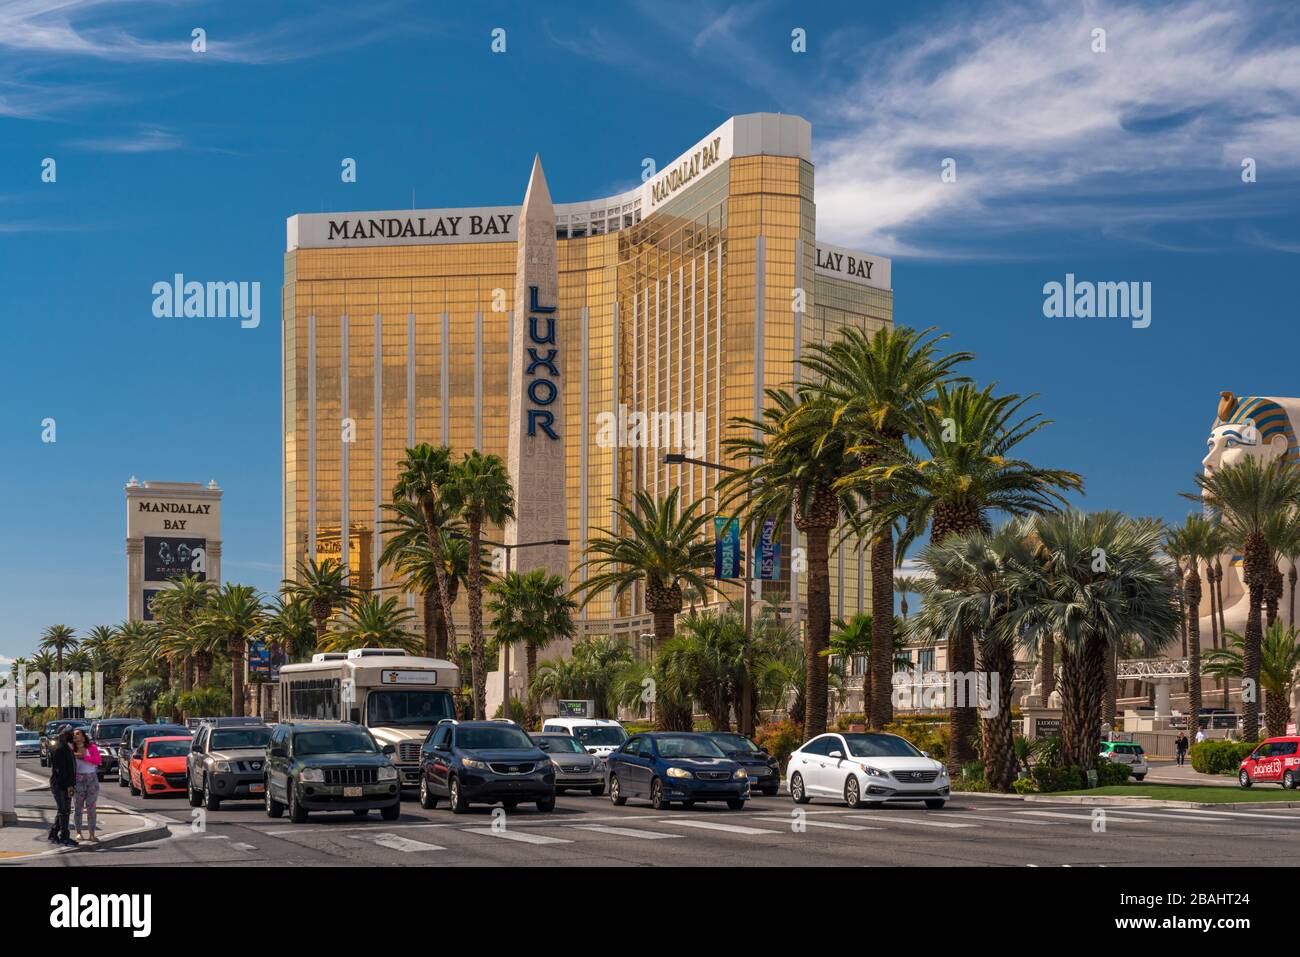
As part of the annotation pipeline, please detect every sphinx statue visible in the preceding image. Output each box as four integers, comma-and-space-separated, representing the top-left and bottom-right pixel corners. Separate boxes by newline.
1197, 392, 1300, 638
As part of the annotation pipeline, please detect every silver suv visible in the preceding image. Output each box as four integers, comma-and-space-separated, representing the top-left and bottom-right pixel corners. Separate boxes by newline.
187, 720, 273, 810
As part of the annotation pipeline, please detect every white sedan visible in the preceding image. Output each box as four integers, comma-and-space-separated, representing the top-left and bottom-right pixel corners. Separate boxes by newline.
787, 732, 950, 809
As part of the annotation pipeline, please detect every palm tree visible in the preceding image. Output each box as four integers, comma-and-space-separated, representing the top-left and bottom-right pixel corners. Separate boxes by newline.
1263, 510, 1300, 630
261, 595, 318, 664
392, 444, 462, 656
1206, 621, 1300, 738
1164, 515, 1220, 720
1277, 511, 1300, 629
912, 521, 1041, 790
323, 594, 421, 655
719, 386, 857, 739
81, 625, 121, 693
443, 450, 515, 720
1191, 457, 1300, 740
1162, 524, 1190, 658
852, 383, 1081, 765
658, 610, 747, 732
825, 613, 874, 719
487, 569, 577, 725
282, 558, 352, 647
580, 488, 716, 651
800, 325, 973, 732
893, 575, 921, 619
1014, 512, 1179, 770
148, 574, 216, 689
38, 624, 78, 715
197, 584, 266, 717
529, 636, 636, 720
380, 499, 468, 659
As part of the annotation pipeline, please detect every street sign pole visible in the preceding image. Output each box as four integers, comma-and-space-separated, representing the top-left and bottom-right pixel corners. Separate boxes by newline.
0, 693, 16, 827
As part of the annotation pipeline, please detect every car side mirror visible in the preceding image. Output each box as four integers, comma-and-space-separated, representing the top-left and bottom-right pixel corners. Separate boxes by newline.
921, 750, 930, 758
829, 750, 843, 759
382, 744, 396, 757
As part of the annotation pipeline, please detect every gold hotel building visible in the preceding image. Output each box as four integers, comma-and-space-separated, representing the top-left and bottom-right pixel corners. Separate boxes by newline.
283, 113, 892, 645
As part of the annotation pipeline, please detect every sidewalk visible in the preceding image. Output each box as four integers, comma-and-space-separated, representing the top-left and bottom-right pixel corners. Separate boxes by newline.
1143, 760, 1237, 787
0, 770, 169, 864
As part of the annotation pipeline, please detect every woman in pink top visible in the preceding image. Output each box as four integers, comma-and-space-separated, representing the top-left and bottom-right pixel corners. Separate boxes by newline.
71, 728, 102, 842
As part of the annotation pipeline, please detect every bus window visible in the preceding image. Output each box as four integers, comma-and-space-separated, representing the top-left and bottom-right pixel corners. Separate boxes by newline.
366, 689, 455, 728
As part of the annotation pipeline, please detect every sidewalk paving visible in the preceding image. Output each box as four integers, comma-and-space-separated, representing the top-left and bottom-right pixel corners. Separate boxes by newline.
0, 771, 169, 864
1144, 760, 1237, 787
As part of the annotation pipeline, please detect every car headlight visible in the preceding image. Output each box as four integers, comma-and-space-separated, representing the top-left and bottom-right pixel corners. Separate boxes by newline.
212, 760, 231, 773
665, 766, 693, 779
377, 766, 398, 781
300, 768, 324, 783
462, 758, 490, 771
937, 765, 949, 778
861, 765, 887, 777
146, 766, 161, 776
734, 768, 748, 780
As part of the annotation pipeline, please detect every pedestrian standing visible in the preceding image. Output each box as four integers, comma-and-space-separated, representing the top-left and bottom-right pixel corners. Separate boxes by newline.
1175, 731, 1189, 767
1195, 727, 1207, 745
47, 729, 77, 847
71, 727, 102, 842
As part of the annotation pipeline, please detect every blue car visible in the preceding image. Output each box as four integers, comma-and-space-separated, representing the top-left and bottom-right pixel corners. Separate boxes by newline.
606, 732, 750, 810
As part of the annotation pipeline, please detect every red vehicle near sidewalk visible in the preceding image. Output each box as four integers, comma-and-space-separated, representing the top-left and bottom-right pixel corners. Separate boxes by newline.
1238, 737, 1300, 789
129, 736, 193, 799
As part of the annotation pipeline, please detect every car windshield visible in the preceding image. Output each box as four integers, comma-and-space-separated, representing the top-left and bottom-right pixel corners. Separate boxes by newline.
572, 725, 627, 747
708, 733, 759, 753
145, 741, 190, 758
95, 723, 137, 737
137, 728, 187, 743
17, 732, 38, 742
211, 728, 272, 750
294, 730, 378, 755
367, 690, 456, 728
655, 736, 726, 758
458, 727, 535, 750
841, 733, 923, 758
533, 736, 585, 754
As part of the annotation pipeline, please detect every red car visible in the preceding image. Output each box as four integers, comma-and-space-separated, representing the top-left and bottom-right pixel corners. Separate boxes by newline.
129, 736, 192, 799
1238, 736, 1300, 790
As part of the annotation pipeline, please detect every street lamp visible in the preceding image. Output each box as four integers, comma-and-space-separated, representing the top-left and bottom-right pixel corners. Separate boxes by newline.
664, 452, 759, 737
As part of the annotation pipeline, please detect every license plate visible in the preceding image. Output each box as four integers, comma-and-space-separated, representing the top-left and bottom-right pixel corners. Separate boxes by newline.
249, 783, 264, 793
344, 786, 363, 797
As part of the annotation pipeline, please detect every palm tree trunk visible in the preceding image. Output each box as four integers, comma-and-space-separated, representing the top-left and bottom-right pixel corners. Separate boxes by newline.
982, 642, 1017, 792
1243, 535, 1269, 741
1174, 559, 1187, 656
1289, 564, 1297, 628
230, 641, 246, 717
1041, 633, 1055, 698
804, 525, 832, 738
1059, 637, 1107, 771
868, 525, 894, 730
466, 513, 487, 720
1184, 568, 1204, 720
418, 500, 461, 653
423, 590, 442, 658
1103, 645, 1117, 727
525, 638, 540, 727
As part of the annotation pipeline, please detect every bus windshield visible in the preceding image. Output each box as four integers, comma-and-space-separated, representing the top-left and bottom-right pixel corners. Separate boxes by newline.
367, 690, 456, 728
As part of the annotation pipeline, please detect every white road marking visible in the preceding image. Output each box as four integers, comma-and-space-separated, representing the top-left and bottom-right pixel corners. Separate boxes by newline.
943, 813, 1056, 826
231, 842, 257, 851
461, 827, 572, 845
1016, 810, 1149, 824
360, 832, 445, 852
1158, 806, 1300, 821
568, 824, 682, 840
663, 819, 779, 836
752, 817, 880, 831
849, 814, 975, 829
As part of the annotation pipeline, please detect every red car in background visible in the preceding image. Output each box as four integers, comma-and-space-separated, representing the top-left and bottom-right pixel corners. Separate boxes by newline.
1238, 736, 1300, 790
129, 736, 192, 799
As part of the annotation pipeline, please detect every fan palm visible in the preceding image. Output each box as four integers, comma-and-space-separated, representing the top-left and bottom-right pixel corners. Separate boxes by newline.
322, 594, 420, 655
443, 450, 516, 720
1164, 514, 1221, 719
487, 569, 577, 725
1191, 457, 1300, 739
392, 444, 462, 655
851, 383, 1081, 763
1206, 621, 1300, 737
719, 386, 857, 738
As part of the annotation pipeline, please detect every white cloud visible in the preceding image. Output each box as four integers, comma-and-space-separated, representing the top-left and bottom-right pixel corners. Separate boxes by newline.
72, 126, 183, 153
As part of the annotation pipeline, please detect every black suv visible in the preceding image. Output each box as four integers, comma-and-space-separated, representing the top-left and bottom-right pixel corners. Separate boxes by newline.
87, 718, 145, 780
699, 731, 782, 796
418, 720, 555, 813
117, 723, 190, 787
264, 721, 400, 823
187, 721, 272, 810
39, 720, 89, 766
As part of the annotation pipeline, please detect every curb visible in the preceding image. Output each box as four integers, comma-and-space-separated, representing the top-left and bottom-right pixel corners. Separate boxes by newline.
1019, 793, 1300, 809
0, 795, 173, 864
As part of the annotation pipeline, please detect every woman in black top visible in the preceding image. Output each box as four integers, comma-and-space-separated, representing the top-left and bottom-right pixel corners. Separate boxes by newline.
47, 729, 78, 846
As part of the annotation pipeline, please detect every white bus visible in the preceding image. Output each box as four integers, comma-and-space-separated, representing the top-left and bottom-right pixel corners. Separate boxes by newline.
277, 648, 459, 787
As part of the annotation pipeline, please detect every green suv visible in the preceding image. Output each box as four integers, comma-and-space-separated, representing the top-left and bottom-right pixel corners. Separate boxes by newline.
264, 721, 401, 823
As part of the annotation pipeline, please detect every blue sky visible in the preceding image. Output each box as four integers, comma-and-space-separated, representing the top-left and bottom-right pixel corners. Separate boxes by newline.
1, 0, 1298, 660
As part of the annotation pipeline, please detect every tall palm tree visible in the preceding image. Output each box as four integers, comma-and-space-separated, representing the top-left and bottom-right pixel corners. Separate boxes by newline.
81, 625, 121, 694
380, 499, 468, 659
148, 574, 216, 689
852, 383, 1081, 765
1263, 509, 1300, 629
912, 521, 1041, 791
282, 558, 352, 647
1205, 621, 1300, 738
1014, 512, 1179, 770
1161, 525, 1190, 658
893, 575, 921, 619
1164, 515, 1220, 720
1191, 458, 1300, 740
38, 625, 78, 716
323, 594, 421, 655
487, 569, 577, 725
720, 387, 857, 738
261, 595, 318, 664
392, 444, 462, 656
443, 450, 515, 720
197, 584, 266, 717
800, 325, 972, 732
115, 619, 164, 685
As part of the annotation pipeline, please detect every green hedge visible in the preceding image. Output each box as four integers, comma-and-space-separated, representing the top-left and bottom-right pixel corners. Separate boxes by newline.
1096, 760, 1132, 786
1030, 764, 1085, 792
1190, 739, 1258, 775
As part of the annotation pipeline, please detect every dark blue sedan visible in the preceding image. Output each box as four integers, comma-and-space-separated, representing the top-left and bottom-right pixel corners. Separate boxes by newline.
606, 733, 750, 810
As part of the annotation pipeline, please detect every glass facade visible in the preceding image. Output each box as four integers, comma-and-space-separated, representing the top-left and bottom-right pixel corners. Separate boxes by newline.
283, 120, 893, 640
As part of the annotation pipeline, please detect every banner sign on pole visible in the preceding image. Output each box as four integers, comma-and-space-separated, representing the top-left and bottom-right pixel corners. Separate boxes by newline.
714, 517, 741, 579
755, 517, 781, 580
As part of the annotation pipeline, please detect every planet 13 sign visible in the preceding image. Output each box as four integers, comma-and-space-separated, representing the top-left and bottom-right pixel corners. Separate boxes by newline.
144, 536, 207, 581
525, 285, 560, 440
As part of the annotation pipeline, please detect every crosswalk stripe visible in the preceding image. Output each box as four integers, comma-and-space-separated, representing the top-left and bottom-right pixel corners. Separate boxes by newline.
944, 813, 1056, 826
568, 824, 682, 840
462, 827, 572, 845
1016, 810, 1148, 824
663, 819, 779, 836
1100, 809, 1244, 823
1159, 806, 1300, 821
753, 817, 879, 831
361, 832, 445, 852
848, 814, 975, 829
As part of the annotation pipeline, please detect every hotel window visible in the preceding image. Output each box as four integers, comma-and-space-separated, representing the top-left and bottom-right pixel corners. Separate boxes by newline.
852, 654, 867, 677
917, 649, 936, 673
893, 652, 913, 673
